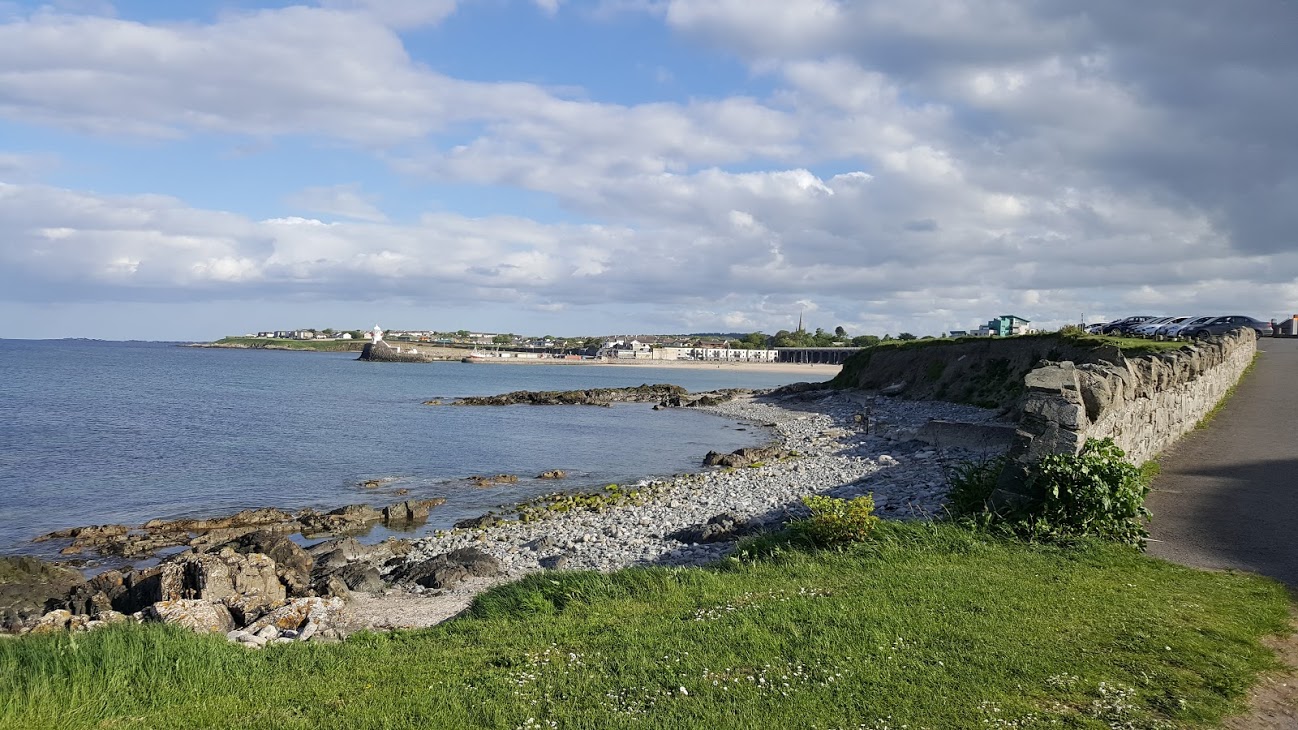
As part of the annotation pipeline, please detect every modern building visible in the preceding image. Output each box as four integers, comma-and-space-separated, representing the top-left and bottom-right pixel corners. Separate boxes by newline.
977, 315, 1031, 337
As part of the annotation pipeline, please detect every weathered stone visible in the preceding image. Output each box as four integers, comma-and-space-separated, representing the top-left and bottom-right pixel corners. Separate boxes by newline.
702, 444, 792, 468
173, 550, 287, 606
0, 556, 88, 632
668, 512, 751, 544
334, 564, 385, 594
454, 515, 497, 530
246, 597, 344, 634
218, 531, 314, 598
144, 600, 236, 634
395, 548, 503, 589
382, 498, 445, 524
536, 470, 567, 480
115, 562, 186, 615
29, 609, 74, 634
312, 574, 352, 600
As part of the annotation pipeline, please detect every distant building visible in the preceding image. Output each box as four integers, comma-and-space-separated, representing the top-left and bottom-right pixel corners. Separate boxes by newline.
339, 332, 353, 340
977, 315, 1031, 337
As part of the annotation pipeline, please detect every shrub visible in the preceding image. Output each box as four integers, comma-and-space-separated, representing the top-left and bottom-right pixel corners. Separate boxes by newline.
792, 494, 881, 546
1020, 438, 1151, 547
946, 440, 1152, 548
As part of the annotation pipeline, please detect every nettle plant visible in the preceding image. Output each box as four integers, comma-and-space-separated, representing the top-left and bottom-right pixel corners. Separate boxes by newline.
946, 438, 1152, 548
1019, 438, 1152, 547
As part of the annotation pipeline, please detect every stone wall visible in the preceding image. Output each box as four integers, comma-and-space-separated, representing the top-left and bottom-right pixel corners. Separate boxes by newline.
1001, 329, 1257, 476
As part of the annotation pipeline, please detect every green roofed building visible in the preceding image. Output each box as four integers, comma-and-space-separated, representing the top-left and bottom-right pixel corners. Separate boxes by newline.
985, 315, 1031, 337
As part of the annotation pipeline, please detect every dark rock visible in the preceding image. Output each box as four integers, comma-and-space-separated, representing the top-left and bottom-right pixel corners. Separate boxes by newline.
668, 512, 752, 544
0, 556, 87, 632
382, 498, 445, 524
218, 531, 315, 598
313, 574, 352, 600
296, 504, 383, 535
454, 514, 497, 530
451, 384, 688, 407
395, 548, 503, 589
525, 536, 556, 551
335, 564, 385, 594
114, 562, 186, 615
702, 444, 792, 468
539, 553, 571, 570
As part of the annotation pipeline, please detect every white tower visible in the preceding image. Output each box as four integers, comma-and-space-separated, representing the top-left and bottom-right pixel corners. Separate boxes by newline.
371, 324, 384, 344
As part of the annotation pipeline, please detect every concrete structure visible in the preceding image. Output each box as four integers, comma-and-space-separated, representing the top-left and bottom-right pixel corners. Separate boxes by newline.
775, 347, 862, 364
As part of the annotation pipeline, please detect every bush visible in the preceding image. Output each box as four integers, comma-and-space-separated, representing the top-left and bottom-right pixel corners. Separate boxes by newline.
946, 439, 1152, 548
791, 494, 881, 546
1020, 438, 1151, 547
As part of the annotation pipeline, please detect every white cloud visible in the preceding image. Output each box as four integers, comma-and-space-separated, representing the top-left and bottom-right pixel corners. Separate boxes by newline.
317, 0, 458, 28
286, 184, 388, 223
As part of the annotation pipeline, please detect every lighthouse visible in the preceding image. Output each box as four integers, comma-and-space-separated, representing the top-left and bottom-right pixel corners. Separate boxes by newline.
371, 325, 384, 345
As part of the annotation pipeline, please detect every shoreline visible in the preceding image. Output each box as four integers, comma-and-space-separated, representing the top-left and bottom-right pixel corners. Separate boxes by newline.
194, 341, 845, 375
343, 390, 1000, 630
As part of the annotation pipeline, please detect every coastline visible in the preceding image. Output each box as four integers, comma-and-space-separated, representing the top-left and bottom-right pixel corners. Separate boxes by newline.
342, 390, 998, 630
463, 358, 842, 375
195, 341, 844, 376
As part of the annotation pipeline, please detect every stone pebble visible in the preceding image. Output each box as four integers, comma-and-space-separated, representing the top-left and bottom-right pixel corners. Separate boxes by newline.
399, 391, 1002, 578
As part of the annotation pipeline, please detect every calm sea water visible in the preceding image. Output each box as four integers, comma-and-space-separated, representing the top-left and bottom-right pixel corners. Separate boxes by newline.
0, 340, 821, 558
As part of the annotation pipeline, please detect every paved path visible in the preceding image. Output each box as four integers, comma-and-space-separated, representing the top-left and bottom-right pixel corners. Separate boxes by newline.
1147, 337, 1298, 590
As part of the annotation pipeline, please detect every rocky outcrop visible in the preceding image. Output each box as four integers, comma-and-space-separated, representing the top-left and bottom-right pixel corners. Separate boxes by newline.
536, 470, 567, 480
702, 444, 793, 468
34, 498, 445, 560
0, 556, 88, 632
444, 384, 689, 407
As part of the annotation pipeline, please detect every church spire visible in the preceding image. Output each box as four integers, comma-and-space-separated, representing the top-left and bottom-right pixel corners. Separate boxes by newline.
797, 308, 804, 333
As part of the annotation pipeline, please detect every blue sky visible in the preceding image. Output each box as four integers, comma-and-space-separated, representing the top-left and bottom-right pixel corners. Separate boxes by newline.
1, 0, 1296, 340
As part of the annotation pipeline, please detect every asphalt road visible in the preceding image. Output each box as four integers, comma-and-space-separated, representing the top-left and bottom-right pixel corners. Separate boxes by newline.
1146, 337, 1298, 590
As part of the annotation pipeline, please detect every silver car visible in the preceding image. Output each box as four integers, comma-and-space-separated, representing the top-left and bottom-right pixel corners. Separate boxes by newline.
1129, 316, 1177, 338
1151, 315, 1200, 339
1160, 315, 1215, 339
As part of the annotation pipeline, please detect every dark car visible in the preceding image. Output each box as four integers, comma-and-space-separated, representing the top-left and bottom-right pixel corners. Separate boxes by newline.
1102, 316, 1157, 336
1179, 315, 1271, 339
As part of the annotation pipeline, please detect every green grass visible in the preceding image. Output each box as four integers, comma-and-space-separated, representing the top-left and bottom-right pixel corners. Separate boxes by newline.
213, 337, 367, 352
1196, 352, 1261, 430
1, 522, 1290, 730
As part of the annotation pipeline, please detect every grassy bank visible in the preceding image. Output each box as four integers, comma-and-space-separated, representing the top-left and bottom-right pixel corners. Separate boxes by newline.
1, 522, 1289, 730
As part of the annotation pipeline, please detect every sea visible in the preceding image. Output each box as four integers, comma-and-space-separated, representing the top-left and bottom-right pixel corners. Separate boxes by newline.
0, 339, 821, 560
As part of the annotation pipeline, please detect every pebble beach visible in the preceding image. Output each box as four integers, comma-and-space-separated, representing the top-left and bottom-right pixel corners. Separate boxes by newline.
351, 390, 1004, 629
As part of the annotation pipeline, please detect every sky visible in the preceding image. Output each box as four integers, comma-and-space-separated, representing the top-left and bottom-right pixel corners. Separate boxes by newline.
1, 0, 1296, 341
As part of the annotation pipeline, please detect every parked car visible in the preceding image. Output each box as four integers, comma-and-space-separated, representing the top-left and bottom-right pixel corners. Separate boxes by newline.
1103, 316, 1157, 336
1086, 321, 1116, 334
1179, 315, 1271, 339
1147, 315, 1195, 339
1129, 316, 1177, 338
1158, 315, 1214, 340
